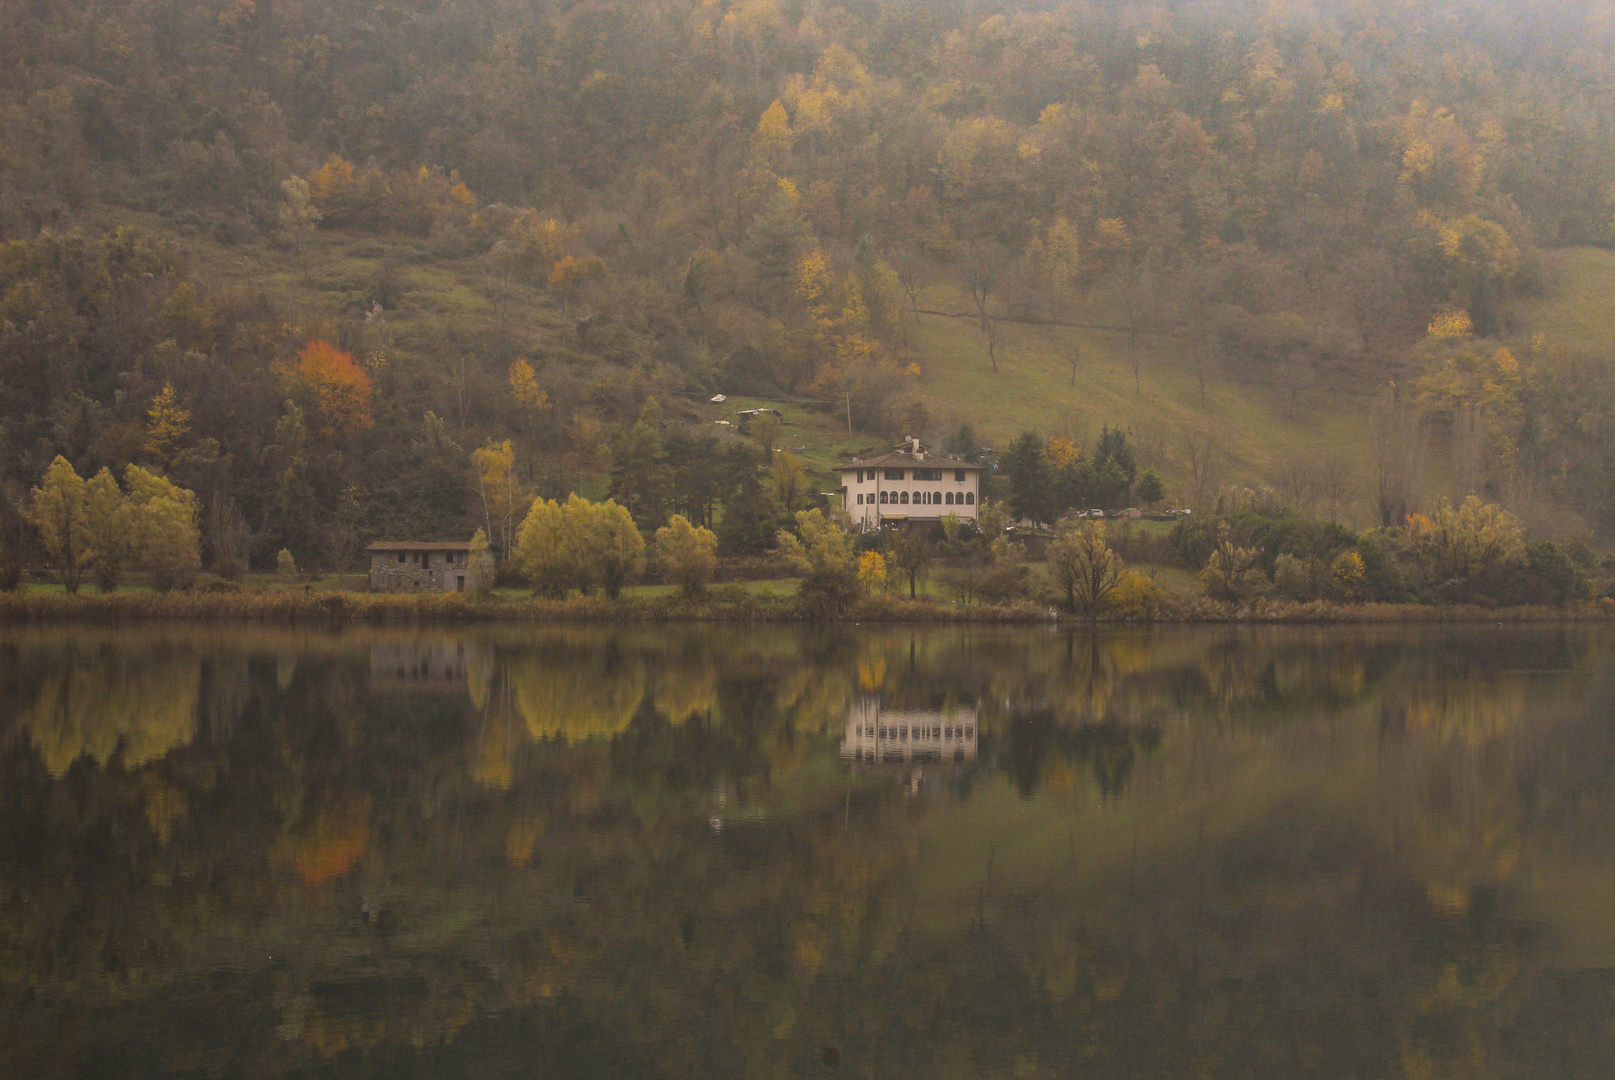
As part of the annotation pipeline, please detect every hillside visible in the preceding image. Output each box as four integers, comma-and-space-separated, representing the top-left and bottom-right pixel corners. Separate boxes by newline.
10, 0, 1615, 569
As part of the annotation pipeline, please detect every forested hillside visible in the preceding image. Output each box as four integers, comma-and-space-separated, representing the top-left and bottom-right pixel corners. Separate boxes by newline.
6, 0, 1615, 570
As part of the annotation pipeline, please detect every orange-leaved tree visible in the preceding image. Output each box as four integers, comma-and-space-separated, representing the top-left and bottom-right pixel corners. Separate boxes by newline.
289, 340, 374, 434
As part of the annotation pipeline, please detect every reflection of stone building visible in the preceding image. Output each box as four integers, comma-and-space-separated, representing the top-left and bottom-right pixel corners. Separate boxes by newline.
841, 697, 977, 763
369, 640, 477, 692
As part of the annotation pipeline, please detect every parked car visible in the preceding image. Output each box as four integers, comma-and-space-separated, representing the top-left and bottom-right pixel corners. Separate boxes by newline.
1078, 508, 1106, 519
1165, 508, 1193, 517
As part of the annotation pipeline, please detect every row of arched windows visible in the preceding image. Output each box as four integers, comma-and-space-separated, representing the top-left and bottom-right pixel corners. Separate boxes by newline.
855, 490, 975, 506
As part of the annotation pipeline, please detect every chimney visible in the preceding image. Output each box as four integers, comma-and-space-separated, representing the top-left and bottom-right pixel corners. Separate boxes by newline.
910, 435, 922, 458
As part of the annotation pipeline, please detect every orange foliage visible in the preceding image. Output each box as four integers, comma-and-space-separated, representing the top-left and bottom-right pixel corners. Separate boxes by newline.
293, 796, 371, 886
547, 254, 607, 291
291, 340, 374, 432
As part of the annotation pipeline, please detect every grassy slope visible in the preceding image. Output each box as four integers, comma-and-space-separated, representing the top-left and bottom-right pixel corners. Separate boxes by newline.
1515, 245, 1615, 354
907, 282, 1378, 498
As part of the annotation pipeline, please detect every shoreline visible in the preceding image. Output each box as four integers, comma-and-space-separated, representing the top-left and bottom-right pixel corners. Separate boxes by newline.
1, 591, 1612, 624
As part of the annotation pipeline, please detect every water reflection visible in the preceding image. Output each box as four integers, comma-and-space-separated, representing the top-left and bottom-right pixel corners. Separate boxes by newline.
0, 624, 1613, 1078
841, 698, 978, 763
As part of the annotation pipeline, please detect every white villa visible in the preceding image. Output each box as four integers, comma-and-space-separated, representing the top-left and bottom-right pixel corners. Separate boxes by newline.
840, 437, 985, 531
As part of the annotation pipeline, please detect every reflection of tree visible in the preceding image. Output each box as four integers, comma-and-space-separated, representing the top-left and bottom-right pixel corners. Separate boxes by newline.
292, 795, 371, 886
512, 650, 645, 743
22, 646, 200, 777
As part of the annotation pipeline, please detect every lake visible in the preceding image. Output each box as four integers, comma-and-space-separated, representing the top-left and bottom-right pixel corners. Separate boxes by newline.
3, 623, 1614, 1077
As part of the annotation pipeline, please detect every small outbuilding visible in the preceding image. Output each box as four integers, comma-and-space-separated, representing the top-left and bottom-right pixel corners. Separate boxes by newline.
367, 540, 494, 594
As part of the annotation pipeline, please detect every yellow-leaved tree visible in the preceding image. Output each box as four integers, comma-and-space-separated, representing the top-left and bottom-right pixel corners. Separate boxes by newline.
470, 439, 523, 558
29, 456, 90, 594
508, 357, 549, 413
125, 466, 201, 592
653, 515, 718, 598
1048, 519, 1125, 614
514, 494, 645, 599
84, 467, 134, 593
145, 384, 191, 464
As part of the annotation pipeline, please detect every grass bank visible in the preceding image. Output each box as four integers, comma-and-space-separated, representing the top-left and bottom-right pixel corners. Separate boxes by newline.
1, 589, 1612, 624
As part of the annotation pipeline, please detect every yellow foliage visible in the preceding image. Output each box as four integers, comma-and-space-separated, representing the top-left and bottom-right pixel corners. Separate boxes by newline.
508, 357, 550, 412
857, 550, 887, 594
305, 154, 356, 207
23, 648, 200, 777
145, 383, 191, 463
514, 656, 645, 743
1425, 309, 1471, 340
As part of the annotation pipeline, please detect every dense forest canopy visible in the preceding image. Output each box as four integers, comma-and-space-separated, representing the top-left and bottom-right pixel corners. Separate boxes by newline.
6, 0, 1615, 567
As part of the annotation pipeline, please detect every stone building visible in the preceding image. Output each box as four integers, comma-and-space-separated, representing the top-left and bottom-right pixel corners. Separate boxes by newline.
367, 541, 493, 593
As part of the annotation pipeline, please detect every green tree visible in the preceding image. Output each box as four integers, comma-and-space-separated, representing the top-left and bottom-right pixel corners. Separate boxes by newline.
609, 403, 672, 531
1003, 431, 1054, 526
1135, 469, 1166, 509
29, 457, 90, 594
654, 515, 719, 598
84, 468, 133, 593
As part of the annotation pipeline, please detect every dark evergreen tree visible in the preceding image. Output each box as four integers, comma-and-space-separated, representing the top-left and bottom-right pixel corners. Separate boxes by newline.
717, 446, 776, 556
609, 402, 672, 531
1003, 430, 1054, 526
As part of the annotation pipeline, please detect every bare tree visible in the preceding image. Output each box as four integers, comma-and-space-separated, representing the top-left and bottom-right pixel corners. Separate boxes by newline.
1178, 421, 1229, 509
1129, 415, 1170, 473
1060, 336, 1083, 388
1370, 384, 1425, 526
963, 239, 1007, 374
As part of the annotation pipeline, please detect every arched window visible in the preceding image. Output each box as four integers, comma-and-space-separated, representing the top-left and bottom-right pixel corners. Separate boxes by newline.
945, 492, 954, 505
879, 490, 889, 504
965, 492, 975, 505
900, 491, 909, 505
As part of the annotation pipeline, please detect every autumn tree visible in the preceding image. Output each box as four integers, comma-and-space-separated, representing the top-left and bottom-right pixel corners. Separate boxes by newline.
145, 384, 191, 465
29, 457, 90, 594
125, 466, 201, 592
769, 450, 809, 514
515, 494, 644, 599
654, 515, 719, 598
471, 440, 523, 558
84, 467, 133, 593
1407, 496, 1525, 582
777, 508, 857, 610
1048, 519, 1125, 614
1200, 527, 1269, 602
288, 340, 374, 434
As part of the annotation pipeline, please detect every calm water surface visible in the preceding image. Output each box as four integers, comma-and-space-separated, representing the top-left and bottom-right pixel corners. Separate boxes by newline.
3, 623, 1615, 1078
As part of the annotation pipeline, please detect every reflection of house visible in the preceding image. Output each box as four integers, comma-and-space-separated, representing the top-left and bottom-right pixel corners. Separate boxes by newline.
841, 697, 978, 763
369, 640, 475, 692
366, 540, 493, 593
